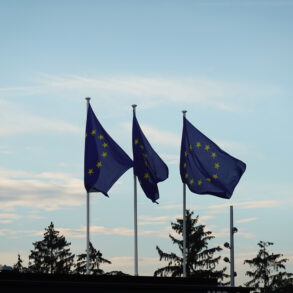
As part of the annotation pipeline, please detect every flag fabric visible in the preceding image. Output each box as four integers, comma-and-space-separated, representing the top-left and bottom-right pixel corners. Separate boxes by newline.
180, 117, 246, 199
132, 113, 169, 203
84, 104, 133, 196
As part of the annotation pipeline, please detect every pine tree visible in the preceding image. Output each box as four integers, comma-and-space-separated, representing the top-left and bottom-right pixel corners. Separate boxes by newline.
74, 242, 111, 275
154, 210, 227, 282
244, 241, 293, 293
13, 254, 25, 273
28, 222, 75, 274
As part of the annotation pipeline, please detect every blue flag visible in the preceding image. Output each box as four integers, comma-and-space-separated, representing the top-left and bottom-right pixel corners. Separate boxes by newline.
84, 104, 133, 196
180, 117, 246, 199
132, 113, 169, 203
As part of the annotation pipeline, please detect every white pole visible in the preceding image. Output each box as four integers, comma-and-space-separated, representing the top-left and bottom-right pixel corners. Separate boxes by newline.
132, 104, 138, 276
182, 110, 187, 277
230, 205, 235, 286
85, 97, 91, 275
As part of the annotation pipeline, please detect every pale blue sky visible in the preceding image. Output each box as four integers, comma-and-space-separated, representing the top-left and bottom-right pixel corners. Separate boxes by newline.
0, 0, 292, 285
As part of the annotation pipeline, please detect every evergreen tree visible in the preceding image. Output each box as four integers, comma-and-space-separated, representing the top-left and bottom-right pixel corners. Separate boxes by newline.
244, 241, 293, 293
154, 210, 227, 283
13, 254, 26, 273
28, 222, 75, 274
74, 242, 111, 275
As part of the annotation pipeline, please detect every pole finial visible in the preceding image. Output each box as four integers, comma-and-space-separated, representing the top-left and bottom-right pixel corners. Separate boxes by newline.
182, 110, 187, 117
132, 104, 137, 113
85, 97, 91, 110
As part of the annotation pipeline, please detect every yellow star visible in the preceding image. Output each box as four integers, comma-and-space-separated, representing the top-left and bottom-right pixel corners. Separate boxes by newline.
185, 173, 189, 179
134, 139, 139, 145
99, 134, 104, 140
206, 177, 211, 182
184, 151, 188, 157
91, 130, 96, 135
88, 169, 94, 175
144, 172, 149, 179
85, 132, 87, 138
205, 145, 210, 151
143, 153, 148, 158
140, 144, 144, 149
183, 162, 187, 168
144, 160, 148, 166
96, 162, 102, 168
213, 174, 218, 179
211, 152, 216, 158
198, 179, 202, 186
196, 142, 201, 148
189, 144, 192, 150
102, 142, 108, 148
102, 152, 107, 157
215, 163, 220, 169
189, 179, 194, 185
139, 179, 142, 185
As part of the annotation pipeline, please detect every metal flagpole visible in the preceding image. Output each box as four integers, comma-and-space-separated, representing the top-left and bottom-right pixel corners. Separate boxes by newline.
85, 97, 91, 275
132, 104, 138, 276
230, 205, 235, 286
182, 110, 187, 277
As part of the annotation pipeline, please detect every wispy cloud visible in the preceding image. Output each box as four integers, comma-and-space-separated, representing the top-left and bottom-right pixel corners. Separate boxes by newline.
236, 217, 258, 224
0, 228, 40, 238
0, 146, 13, 154
208, 200, 280, 213
0, 213, 21, 224
160, 153, 180, 165
138, 215, 179, 226
1, 74, 278, 113
58, 225, 170, 239
122, 122, 180, 147
0, 168, 84, 211
136, 124, 180, 147
0, 99, 82, 136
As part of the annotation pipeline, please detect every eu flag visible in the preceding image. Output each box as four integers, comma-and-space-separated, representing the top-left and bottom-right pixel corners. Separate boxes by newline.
84, 104, 133, 196
132, 113, 169, 203
180, 117, 246, 199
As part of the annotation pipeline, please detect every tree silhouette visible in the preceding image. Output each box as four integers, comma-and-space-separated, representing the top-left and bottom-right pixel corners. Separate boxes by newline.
154, 210, 227, 283
13, 254, 26, 273
28, 222, 74, 274
74, 241, 111, 274
244, 241, 293, 292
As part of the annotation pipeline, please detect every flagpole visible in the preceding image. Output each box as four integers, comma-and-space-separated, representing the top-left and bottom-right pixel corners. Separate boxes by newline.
132, 104, 138, 276
230, 205, 235, 286
182, 110, 187, 278
85, 97, 91, 275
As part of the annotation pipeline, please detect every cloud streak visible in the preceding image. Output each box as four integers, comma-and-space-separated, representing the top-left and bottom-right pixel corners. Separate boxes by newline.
1, 74, 278, 113
236, 217, 258, 224
58, 225, 170, 239
0, 213, 21, 224
0, 99, 82, 136
0, 168, 84, 211
209, 200, 280, 212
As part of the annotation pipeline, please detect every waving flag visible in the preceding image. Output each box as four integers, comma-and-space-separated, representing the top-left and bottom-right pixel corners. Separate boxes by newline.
180, 117, 246, 199
132, 113, 169, 203
84, 104, 133, 196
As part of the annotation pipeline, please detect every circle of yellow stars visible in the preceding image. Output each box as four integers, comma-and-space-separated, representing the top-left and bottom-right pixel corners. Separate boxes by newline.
182, 141, 220, 187
86, 130, 110, 175
134, 138, 151, 185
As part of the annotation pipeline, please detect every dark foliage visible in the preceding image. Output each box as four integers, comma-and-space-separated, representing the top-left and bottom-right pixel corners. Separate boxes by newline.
154, 210, 227, 283
74, 241, 111, 275
244, 241, 293, 292
28, 222, 75, 274
13, 254, 26, 273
